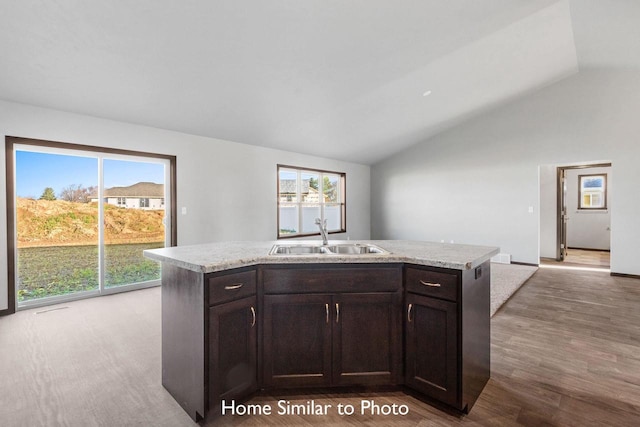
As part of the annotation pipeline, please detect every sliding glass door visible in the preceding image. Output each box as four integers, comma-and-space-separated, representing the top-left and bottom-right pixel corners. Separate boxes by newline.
102, 158, 167, 289
15, 150, 100, 302
13, 142, 172, 309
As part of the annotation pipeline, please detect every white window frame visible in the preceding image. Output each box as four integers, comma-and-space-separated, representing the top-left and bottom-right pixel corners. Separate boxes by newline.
277, 165, 346, 239
578, 173, 607, 210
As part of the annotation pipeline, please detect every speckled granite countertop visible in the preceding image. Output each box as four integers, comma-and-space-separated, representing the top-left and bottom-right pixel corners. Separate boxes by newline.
143, 240, 499, 274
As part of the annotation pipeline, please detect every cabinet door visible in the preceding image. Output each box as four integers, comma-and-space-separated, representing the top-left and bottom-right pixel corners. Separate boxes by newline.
333, 293, 401, 386
405, 293, 459, 407
209, 296, 257, 416
263, 294, 332, 388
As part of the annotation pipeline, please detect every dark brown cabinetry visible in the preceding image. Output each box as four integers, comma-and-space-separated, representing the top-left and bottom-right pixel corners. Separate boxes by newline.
333, 292, 401, 386
207, 268, 258, 416
262, 264, 402, 389
161, 265, 258, 421
263, 293, 332, 387
404, 263, 490, 412
208, 295, 257, 416
405, 292, 458, 406
160, 259, 489, 422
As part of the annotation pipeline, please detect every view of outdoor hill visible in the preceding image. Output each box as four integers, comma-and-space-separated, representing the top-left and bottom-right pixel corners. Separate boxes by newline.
17, 197, 165, 248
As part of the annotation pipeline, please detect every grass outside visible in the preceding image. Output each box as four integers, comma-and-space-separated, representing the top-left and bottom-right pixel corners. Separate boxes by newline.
17, 242, 164, 302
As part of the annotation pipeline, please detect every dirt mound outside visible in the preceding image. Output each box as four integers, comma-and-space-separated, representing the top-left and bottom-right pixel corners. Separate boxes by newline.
17, 198, 165, 248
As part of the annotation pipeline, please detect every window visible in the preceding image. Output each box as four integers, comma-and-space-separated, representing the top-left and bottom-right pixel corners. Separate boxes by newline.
579, 174, 607, 209
5, 136, 176, 314
117, 197, 126, 206
277, 165, 346, 238
140, 198, 150, 208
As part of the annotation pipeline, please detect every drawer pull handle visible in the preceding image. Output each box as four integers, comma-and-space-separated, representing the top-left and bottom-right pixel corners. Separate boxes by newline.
250, 306, 256, 327
326, 304, 330, 324
335, 303, 340, 324
407, 303, 413, 322
420, 280, 441, 287
224, 283, 243, 290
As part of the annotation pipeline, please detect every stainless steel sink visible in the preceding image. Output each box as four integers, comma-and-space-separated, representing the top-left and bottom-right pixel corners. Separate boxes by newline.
269, 245, 329, 255
325, 243, 388, 254
269, 243, 389, 255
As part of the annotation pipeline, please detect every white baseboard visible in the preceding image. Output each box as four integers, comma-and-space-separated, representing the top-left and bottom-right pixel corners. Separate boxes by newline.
491, 253, 512, 264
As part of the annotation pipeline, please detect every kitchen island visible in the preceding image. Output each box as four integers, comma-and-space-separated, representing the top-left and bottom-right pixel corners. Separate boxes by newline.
144, 240, 499, 422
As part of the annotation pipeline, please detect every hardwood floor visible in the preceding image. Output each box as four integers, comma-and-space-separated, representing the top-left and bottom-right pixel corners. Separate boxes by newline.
211, 268, 640, 426
541, 248, 611, 269
565, 248, 610, 267
1, 268, 639, 426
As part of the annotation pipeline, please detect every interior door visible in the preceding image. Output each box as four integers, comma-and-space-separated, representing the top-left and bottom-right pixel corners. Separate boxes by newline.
557, 168, 568, 261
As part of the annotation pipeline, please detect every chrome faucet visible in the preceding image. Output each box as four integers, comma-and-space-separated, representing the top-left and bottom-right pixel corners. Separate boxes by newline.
315, 218, 329, 245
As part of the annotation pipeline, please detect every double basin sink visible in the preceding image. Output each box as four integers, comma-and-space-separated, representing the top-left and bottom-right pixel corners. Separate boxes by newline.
269, 242, 389, 256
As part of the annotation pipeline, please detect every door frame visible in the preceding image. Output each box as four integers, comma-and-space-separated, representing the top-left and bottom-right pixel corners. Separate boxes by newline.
555, 162, 611, 261
4, 136, 177, 315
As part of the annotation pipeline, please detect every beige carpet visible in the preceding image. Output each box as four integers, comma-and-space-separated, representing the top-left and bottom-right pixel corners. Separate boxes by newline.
490, 262, 538, 317
0, 287, 193, 427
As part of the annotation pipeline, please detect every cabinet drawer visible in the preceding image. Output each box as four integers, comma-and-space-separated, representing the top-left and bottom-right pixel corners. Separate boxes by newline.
208, 269, 256, 306
263, 265, 402, 294
405, 266, 458, 302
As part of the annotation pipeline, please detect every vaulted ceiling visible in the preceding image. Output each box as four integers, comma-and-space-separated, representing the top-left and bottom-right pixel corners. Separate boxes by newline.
1, 1, 638, 164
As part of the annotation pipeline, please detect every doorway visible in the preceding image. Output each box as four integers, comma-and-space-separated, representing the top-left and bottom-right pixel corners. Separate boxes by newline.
5, 137, 176, 312
539, 162, 611, 269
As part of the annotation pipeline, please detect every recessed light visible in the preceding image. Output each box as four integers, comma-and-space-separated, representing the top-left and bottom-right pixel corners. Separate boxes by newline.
422, 90, 432, 97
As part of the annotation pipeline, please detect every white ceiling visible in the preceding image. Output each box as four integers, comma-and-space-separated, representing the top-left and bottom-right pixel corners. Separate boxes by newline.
0, 0, 638, 164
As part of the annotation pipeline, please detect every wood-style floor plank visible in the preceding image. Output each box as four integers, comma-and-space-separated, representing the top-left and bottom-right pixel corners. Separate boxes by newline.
541, 248, 611, 268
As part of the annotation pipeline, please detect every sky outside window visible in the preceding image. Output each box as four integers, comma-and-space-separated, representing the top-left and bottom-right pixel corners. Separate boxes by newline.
16, 151, 164, 198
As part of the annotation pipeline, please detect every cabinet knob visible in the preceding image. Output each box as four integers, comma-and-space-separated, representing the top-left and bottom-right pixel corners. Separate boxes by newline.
335, 303, 340, 324
224, 283, 244, 290
250, 306, 256, 327
407, 303, 413, 322
326, 303, 330, 324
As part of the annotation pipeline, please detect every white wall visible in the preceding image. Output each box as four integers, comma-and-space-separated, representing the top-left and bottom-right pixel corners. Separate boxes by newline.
565, 166, 611, 250
539, 164, 557, 259
371, 69, 640, 275
0, 100, 371, 311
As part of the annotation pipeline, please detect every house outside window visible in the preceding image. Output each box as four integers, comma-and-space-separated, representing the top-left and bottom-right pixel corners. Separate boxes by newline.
579, 174, 607, 209
277, 165, 346, 238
